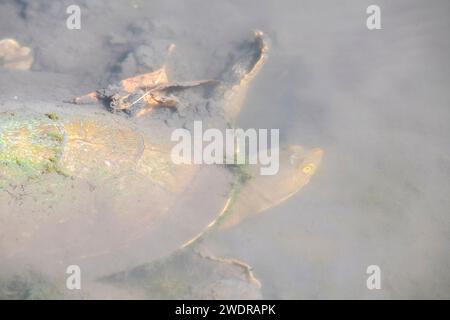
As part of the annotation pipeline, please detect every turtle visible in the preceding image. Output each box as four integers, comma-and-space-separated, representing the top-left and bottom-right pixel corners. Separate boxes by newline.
0, 31, 323, 298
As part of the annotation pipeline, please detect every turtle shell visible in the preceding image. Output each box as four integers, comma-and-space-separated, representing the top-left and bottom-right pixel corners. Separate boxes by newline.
0, 111, 233, 279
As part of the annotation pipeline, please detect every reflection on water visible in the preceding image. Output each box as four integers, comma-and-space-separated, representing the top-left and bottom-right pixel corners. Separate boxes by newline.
0, 0, 450, 299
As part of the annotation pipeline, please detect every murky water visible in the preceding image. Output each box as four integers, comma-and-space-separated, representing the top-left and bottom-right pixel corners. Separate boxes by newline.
0, 0, 449, 299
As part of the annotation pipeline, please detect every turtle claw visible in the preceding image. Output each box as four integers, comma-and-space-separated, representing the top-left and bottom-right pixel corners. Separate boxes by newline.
65, 91, 99, 104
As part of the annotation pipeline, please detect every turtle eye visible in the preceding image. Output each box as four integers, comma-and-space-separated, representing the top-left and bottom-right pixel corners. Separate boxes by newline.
302, 163, 316, 174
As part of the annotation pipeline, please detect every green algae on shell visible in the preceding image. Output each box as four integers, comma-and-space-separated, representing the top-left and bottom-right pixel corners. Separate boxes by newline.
0, 115, 66, 188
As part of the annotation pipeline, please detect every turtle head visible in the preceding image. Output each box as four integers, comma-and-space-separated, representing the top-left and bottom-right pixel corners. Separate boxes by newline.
282, 145, 324, 196
216, 144, 323, 230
